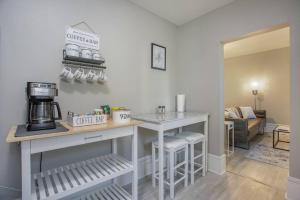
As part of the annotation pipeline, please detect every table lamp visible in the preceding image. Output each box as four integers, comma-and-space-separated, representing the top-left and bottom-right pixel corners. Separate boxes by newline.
251, 81, 259, 110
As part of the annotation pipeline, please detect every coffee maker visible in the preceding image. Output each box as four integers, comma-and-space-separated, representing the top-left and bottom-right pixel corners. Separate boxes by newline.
26, 82, 62, 131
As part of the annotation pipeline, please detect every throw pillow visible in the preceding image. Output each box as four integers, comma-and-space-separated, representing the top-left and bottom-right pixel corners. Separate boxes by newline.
226, 107, 241, 118
240, 106, 256, 119
225, 108, 239, 119
224, 111, 230, 118
235, 106, 244, 118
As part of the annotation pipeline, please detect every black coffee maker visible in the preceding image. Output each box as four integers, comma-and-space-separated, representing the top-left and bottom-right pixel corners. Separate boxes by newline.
26, 82, 62, 131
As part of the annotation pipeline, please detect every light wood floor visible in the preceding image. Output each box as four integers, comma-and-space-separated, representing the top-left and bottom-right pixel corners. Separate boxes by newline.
136, 134, 288, 200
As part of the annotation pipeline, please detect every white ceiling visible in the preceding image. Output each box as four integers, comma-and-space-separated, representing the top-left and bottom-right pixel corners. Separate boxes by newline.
224, 27, 290, 59
128, 0, 236, 25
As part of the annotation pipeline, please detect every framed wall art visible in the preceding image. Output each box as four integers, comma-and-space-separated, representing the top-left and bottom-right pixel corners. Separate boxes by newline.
151, 43, 166, 71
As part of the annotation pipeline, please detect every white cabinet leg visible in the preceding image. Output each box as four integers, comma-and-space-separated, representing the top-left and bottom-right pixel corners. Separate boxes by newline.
132, 126, 138, 200
204, 119, 208, 172
202, 141, 206, 176
112, 138, 117, 154
112, 138, 117, 184
21, 141, 31, 200
179, 127, 183, 133
152, 143, 156, 188
158, 128, 164, 200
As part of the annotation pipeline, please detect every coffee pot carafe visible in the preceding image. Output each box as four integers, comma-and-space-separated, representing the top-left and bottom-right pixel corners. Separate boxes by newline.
27, 82, 62, 131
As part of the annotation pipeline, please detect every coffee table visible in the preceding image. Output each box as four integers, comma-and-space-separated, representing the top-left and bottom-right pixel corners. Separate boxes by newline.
273, 125, 290, 151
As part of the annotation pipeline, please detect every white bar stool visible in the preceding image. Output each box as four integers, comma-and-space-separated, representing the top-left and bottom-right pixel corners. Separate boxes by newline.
152, 136, 188, 199
175, 131, 206, 184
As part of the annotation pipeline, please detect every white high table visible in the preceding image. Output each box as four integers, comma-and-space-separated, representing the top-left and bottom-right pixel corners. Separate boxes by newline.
133, 112, 209, 200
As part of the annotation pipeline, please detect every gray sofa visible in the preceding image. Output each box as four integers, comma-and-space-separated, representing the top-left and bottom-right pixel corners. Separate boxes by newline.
225, 110, 266, 149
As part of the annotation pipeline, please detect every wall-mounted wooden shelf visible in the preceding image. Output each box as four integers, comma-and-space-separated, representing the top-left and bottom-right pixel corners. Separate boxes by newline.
62, 50, 106, 69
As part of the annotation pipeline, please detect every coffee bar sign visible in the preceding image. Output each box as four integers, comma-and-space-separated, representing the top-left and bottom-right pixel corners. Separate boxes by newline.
65, 27, 100, 50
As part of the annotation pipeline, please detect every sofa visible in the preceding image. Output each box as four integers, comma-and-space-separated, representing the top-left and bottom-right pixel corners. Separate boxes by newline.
225, 108, 266, 149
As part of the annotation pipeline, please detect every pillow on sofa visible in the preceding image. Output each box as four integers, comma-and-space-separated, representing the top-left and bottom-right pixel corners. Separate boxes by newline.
226, 107, 241, 118
224, 111, 230, 118
235, 106, 244, 118
240, 106, 256, 119
225, 108, 239, 119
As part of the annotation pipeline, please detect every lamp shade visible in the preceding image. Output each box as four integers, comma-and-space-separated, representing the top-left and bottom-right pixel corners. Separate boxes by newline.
251, 81, 259, 90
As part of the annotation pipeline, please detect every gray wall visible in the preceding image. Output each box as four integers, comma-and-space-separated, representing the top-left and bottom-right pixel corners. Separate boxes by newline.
176, 0, 300, 179
224, 48, 290, 125
1, 0, 300, 193
0, 0, 177, 189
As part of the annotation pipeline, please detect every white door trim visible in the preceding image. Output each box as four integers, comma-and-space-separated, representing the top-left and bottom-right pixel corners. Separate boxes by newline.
287, 176, 300, 200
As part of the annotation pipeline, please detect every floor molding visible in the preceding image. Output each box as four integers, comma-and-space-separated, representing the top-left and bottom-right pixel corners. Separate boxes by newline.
265, 123, 288, 133
208, 153, 226, 175
0, 185, 21, 199
119, 153, 226, 186
287, 176, 300, 200
117, 155, 152, 186
137, 155, 152, 178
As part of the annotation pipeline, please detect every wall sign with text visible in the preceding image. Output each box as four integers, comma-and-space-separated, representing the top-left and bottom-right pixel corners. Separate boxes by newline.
65, 27, 100, 50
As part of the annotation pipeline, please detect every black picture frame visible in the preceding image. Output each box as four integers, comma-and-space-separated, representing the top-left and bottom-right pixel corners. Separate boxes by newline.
151, 43, 166, 71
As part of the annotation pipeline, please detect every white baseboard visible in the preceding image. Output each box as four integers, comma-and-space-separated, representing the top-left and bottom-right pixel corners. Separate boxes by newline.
0, 186, 21, 199
118, 155, 152, 186
287, 176, 300, 200
265, 123, 278, 133
208, 153, 226, 175
119, 153, 226, 186
139, 153, 227, 177
265, 123, 289, 133
137, 155, 152, 178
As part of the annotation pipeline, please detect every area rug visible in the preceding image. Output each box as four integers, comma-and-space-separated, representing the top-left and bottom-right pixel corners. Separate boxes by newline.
245, 134, 289, 168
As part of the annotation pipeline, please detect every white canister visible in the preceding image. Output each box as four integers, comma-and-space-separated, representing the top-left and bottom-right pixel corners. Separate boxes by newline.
65, 43, 80, 57
112, 110, 131, 124
176, 94, 186, 112
81, 48, 92, 59
92, 51, 101, 60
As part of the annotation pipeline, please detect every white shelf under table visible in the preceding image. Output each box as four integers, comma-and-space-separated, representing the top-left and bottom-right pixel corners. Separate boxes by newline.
32, 154, 133, 200
74, 184, 131, 200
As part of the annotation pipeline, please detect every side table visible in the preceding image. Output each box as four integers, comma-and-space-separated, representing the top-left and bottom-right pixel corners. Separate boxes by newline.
224, 121, 234, 156
273, 125, 290, 151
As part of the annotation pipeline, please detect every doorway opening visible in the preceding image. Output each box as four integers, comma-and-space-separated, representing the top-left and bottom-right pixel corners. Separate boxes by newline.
223, 24, 290, 196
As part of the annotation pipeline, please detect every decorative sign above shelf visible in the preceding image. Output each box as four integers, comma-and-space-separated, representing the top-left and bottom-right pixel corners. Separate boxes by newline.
60, 21, 108, 83
65, 26, 100, 50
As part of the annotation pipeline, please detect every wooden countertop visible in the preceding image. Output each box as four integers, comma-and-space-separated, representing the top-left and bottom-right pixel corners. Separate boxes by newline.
6, 120, 143, 143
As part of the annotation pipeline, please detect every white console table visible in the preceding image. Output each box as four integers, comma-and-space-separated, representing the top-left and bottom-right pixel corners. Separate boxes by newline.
6, 120, 142, 200
133, 112, 209, 200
